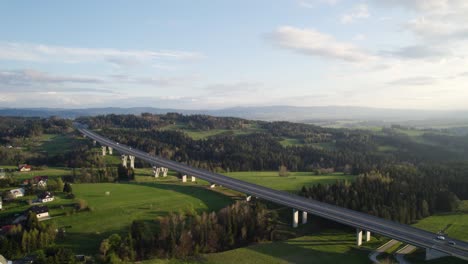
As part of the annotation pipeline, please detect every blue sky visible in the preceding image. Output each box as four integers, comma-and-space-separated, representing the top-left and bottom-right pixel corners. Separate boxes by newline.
1, 0, 467, 109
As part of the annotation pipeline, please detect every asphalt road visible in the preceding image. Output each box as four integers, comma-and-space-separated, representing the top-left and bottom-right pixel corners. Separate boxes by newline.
77, 126, 468, 261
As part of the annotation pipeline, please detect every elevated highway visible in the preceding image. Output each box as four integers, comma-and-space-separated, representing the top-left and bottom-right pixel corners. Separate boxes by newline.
77, 125, 468, 261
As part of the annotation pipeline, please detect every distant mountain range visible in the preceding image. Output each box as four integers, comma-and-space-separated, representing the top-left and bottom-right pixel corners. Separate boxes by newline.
1, 106, 468, 124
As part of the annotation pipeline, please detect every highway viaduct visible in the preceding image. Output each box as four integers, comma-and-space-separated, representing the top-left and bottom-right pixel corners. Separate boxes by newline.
77, 124, 468, 262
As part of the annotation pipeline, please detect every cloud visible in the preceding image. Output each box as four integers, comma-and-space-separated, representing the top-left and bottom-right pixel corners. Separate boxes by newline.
0, 42, 203, 67
0, 69, 103, 86
298, 0, 338, 8
108, 74, 195, 87
202, 82, 262, 96
340, 4, 370, 24
373, 0, 468, 41
268, 26, 375, 62
387, 76, 437, 86
381, 45, 449, 59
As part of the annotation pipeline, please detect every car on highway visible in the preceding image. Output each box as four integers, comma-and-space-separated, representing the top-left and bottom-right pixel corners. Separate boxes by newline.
449, 241, 456, 246
436, 235, 446, 240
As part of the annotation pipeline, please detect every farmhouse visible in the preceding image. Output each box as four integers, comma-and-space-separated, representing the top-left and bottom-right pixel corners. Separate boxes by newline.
28, 205, 50, 220
37, 192, 54, 203
9, 188, 25, 199
22, 176, 48, 187
18, 164, 31, 172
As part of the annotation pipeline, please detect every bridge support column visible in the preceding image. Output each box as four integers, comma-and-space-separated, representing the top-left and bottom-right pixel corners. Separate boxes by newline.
302, 211, 308, 224
162, 167, 168, 177
101, 146, 106, 156
152, 166, 160, 177
292, 209, 299, 228
129, 155, 135, 169
121, 155, 128, 168
182, 175, 187, 183
425, 247, 449, 261
191, 176, 196, 182
356, 229, 363, 246
365, 231, 371, 242
108, 147, 113, 155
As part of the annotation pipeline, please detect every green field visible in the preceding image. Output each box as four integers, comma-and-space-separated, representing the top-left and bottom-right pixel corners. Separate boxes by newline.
161, 123, 264, 140
10, 167, 72, 181
54, 181, 233, 254
279, 138, 303, 147
37, 134, 76, 155
141, 231, 383, 264
412, 201, 468, 241
223, 171, 354, 192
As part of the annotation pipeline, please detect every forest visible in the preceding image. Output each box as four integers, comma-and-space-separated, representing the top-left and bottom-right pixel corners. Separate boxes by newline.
97, 201, 277, 263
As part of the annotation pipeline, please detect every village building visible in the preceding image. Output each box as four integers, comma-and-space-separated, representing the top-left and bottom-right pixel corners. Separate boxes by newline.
18, 164, 31, 172
37, 192, 54, 203
9, 188, 25, 199
28, 205, 50, 220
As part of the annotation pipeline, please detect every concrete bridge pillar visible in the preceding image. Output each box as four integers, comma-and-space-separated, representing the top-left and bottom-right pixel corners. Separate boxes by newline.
182, 175, 187, 183
108, 147, 113, 155
163, 167, 168, 177
191, 176, 196, 182
426, 248, 449, 261
101, 146, 107, 156
302, 211, 308, 224
121, 155, 128, 168
152, 166, 160, 178
366, 230, 371, 242
292, 209, 299, 228
356, 229, 363, 246
129, 155, 135, 169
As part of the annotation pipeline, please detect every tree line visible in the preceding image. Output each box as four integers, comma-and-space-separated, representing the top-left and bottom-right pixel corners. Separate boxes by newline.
98, 201, 277, 262
300, 164, 466, 224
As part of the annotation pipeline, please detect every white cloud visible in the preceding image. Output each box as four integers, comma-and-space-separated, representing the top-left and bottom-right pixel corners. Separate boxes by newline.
353, 34, 366, 41
340, 4, 370, 24
373, 0, 468, 41
298, 0, 338, 8
0, 69, 103, 85
268, 26, 376, 62
0, 42, 203, 67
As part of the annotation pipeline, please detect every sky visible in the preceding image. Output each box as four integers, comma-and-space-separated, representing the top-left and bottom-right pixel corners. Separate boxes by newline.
0, 0, 467, 110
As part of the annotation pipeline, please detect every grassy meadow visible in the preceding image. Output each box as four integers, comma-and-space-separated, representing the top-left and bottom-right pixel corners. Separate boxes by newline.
223, 171, 355, 192
54, 181, 233, 254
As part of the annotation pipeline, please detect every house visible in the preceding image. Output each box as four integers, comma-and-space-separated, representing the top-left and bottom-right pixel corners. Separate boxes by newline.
9, 188, 25, 199
37, 192, 54, 203
18, 164, 31, 172
28, 205, 50, 220
22, 176, 48, 187
0, 254, 12, 264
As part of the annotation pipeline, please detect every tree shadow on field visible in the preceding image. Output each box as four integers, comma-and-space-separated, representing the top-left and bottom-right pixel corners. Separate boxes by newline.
126, 182, 234, 213
222, 236, 371, 264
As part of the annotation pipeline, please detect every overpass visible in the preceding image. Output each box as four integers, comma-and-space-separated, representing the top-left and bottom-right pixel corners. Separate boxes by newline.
76, 125, 468, 261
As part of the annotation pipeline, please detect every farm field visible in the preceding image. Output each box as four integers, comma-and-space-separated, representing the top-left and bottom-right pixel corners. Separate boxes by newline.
54, 182, 233, 254
141, 231, 384, 264
10, 167, 72, 181
412, 201, 468, 241
223, 171, 355, 192
161, 123, 264, 140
